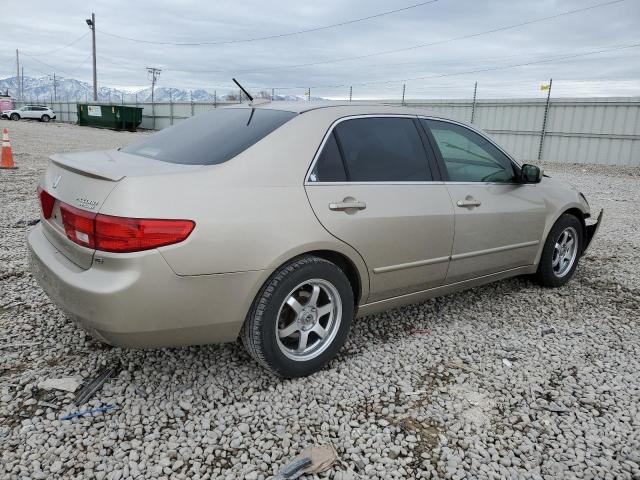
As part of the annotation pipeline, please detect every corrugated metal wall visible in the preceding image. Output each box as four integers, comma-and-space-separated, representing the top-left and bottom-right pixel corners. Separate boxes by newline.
17, 97, 640, 166
393, 97, 640, 166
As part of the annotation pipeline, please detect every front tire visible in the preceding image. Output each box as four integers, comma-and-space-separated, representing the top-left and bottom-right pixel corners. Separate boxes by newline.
10, 113, 19, 121
242, 255, 354, 378
533, 214, 583, 287
41, 114, 50, 122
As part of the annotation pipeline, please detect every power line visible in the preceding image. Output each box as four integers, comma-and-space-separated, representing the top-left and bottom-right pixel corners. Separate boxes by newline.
21, 53, 72, 76
23, 32, 90, 57
95, 0, 441, 46
265, 41, 640, 90
185, 0, 625, 75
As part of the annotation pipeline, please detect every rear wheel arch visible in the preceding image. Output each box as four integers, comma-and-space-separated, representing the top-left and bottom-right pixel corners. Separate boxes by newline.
263, 250, 363, 307
305, 249, 363, 306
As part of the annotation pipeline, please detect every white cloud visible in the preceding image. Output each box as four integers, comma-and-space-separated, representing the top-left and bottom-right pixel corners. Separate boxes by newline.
1, 0, 638, 98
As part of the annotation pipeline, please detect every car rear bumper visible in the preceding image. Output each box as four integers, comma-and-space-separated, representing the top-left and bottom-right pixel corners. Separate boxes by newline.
28, 223, 268, 348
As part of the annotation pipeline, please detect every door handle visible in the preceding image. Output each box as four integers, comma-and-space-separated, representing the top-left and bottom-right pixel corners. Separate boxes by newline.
456, 199, 481, 208
329, 200, 367, 211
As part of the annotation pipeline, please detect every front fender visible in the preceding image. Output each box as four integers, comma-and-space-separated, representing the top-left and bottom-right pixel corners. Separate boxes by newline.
533, 177, 591, 265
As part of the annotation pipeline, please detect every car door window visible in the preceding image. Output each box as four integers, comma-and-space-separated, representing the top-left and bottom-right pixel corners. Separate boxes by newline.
422, 119, 514, 183
309, 132, 346, 182
310, 117, 432, 182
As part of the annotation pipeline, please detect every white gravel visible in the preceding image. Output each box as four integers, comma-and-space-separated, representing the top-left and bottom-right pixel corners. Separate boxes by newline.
1, 120, 639, 480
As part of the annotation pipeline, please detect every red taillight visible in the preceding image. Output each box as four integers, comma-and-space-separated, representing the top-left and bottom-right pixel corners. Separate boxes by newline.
94, 214, 195, 253
39, 186, 194, 253
37, 186, 55, 219
53, 197, 194, 253
59, 203, 97, 249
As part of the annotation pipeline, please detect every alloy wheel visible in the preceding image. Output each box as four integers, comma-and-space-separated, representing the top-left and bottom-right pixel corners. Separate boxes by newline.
552, 226, 578, 278
276, 279, 342, 362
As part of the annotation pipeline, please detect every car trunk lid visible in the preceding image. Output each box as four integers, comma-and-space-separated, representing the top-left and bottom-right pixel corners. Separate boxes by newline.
40, 150, 201, 269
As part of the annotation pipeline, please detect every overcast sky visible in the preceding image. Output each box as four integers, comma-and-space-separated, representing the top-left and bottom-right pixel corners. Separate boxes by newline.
1, 0, 639, 99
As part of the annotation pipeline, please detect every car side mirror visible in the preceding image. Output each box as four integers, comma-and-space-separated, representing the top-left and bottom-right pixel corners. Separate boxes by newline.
520, 164, 542, 184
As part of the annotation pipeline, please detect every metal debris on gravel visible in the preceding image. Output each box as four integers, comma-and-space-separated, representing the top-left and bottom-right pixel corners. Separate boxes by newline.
1, 120, 639, 479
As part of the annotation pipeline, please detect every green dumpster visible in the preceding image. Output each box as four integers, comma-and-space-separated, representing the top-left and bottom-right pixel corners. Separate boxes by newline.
77, 104, 144, 132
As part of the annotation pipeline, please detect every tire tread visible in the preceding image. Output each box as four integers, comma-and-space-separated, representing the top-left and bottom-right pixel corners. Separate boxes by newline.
241, 255, 339, 375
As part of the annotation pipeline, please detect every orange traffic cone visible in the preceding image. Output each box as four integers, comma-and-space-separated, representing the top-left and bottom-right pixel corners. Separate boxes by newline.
1, 128, 17, 169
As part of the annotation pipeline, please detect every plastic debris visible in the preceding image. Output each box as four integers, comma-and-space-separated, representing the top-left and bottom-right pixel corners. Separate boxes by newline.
60, 404, 118, 420
502, 358, 513, 368
74, 362, 120, 406
37, 377, 82, 393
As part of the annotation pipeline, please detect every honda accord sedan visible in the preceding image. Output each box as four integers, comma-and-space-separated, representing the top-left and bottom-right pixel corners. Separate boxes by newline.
28, 102, 602, 377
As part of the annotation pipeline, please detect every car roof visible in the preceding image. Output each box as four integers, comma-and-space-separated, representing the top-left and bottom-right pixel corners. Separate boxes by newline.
226, 100, 459, 120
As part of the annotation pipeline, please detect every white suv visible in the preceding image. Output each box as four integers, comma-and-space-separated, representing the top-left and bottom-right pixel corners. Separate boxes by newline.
1, 105, 56, 122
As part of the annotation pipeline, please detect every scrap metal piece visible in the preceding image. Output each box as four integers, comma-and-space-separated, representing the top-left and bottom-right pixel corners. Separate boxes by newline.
274, 457, 313, 480
74, 362, 120, 406
276, 444, 339, 479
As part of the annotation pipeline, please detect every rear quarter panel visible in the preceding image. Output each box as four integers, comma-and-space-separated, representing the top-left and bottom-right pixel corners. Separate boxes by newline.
98, 112, 370, 299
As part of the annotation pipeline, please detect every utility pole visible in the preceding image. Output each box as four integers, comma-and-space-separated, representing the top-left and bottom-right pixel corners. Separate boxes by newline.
15, 49, 20, 101
86, 13, 97, 101
21, 66, 24, 100
146, 67, 161, 130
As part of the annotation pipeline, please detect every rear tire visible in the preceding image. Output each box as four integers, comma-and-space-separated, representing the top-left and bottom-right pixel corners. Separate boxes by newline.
10, 113, 19, 121
242, 255, 354, 378
41, 114, 50, 123
533, 214, 583, 287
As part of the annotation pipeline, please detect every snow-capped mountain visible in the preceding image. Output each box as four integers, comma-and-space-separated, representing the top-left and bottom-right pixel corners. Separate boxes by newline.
0, 76, 317, 103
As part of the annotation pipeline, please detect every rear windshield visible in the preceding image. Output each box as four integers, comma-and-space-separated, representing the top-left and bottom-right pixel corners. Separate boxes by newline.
123, 108, 297, 165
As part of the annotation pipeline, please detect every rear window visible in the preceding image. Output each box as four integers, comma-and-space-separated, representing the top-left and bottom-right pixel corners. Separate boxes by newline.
123, 108, 296, 165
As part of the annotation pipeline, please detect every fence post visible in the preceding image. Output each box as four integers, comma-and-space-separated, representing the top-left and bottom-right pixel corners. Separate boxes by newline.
214, 90, 217, 108
349, 86, 352, 102
169, 89, 174, 126
121, 92, 125, 130
537, 78, 553, 161
152, 97, 156, 131
238, 89, 242, 104
470, 81, 478, 124
271, 88, 274, 101
190, 91, 194, 117
401, 84, 406, 106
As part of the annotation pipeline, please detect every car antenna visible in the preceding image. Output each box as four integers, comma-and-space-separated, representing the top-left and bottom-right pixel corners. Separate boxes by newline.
232, 78, 253, 102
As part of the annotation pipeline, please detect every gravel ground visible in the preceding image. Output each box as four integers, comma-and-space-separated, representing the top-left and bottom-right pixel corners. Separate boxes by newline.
1, 120, 639, 480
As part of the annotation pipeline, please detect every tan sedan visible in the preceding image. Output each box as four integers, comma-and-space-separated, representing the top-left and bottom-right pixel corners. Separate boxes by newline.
28, 103, 602, 377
